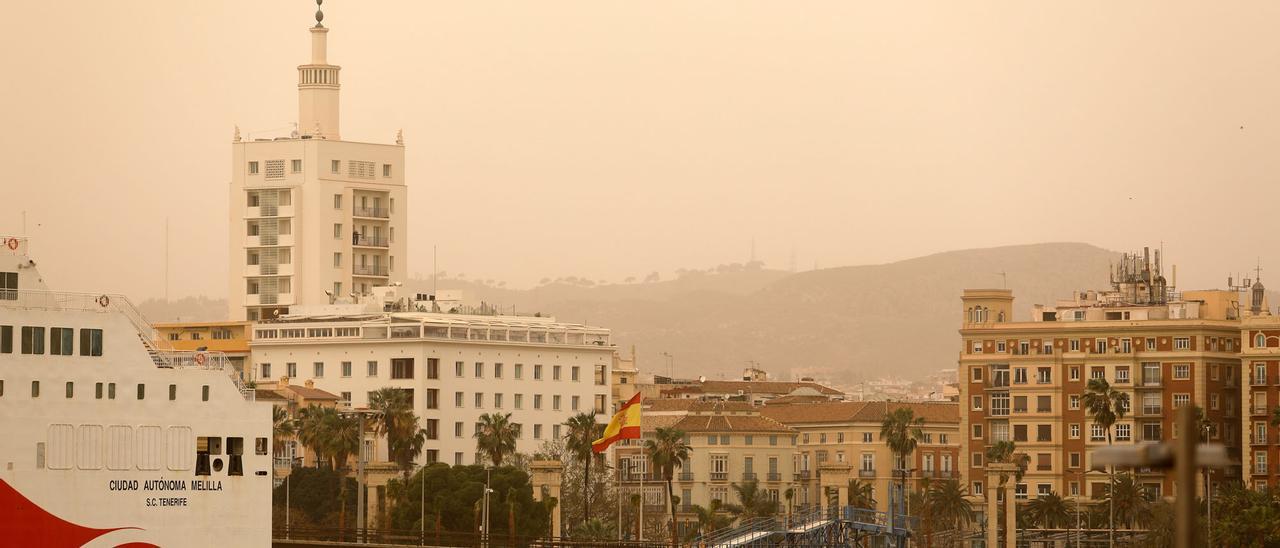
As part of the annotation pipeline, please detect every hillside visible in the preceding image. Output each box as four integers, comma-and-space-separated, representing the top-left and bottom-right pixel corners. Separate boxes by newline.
137, 242, 1123, 382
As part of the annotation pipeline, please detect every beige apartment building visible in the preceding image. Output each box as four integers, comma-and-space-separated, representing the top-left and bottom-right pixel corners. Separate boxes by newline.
228, 15, 408, 321
1239, 280, 1278, 489
760, 401, 960, 515
959, 250, 1242, 509
613, 399, 798, 537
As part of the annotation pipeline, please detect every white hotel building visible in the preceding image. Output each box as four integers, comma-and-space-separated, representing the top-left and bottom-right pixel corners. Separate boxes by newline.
228, 13, 408, 321
249, 292, 615, 466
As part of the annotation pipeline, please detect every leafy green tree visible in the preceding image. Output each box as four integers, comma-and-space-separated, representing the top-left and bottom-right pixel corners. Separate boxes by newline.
294, 405, 360, 528
1024, 491, 1071, 529
475, 412, 519, 467
563, 412, 604, 522
880, 406, 924, 514
645, 427, 692, 547
386, 463, 550, 539
272, 466, 357, 527
1211, 484, 1280, 547
724, 478, 779, 521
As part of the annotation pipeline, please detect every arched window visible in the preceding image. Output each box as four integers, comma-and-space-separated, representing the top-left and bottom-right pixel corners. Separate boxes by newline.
997, 311, 1006, 323
967, 308, 974, 323
1256, 333, 1266, 348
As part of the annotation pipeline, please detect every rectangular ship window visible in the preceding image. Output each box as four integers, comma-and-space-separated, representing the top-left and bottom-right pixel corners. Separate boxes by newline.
202, 385, 210, 401
79, 329, 103, 356
227, 437, 244, 476
168, 384, 177, 401
50, 327, 73, 355
136, 384, 145, 400
65, 382, 73, 399
1, 325, 10, 353
255, 438, 268, 456
108, 383, 116, 399
31, 381, 39, 398
21, 326, 44, 354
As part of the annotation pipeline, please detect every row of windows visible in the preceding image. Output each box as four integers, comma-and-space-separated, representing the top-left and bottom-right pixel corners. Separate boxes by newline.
453, 361, 607, 384
247, 160, 394, 179
970, 336, 1209, 355
973, 362, 1208, 385
260, 358, 419, 380
1, 326, 103, 356
166, 329, 235, 341
258, 358, 609, 386
40, 425, 266, 474
798, 431, 948, 445
447, 391, 608, 414
2, 380, 211, 402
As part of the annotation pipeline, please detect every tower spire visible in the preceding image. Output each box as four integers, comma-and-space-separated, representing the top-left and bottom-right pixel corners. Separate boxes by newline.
298, 0, 340, 140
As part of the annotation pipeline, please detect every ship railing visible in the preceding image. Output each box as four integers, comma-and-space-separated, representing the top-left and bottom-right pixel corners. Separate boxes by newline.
157, 350, 254, 401
0, 289, 169, 347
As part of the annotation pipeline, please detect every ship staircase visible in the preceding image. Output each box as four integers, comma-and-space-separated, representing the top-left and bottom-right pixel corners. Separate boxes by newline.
690, 505, 915, 548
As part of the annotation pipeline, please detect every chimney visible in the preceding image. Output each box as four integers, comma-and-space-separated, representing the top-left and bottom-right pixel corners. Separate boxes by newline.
305, 379, 315, 389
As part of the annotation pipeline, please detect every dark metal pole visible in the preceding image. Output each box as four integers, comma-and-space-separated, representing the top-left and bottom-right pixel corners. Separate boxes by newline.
1175, 406, 1196, 548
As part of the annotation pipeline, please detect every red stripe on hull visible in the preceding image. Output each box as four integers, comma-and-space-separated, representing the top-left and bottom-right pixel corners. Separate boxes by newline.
0, 478, 141, 548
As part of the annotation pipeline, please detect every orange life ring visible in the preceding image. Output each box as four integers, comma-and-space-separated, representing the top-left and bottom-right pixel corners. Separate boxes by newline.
96, 295, 110, 308
4, 238, 16, 251
194, 352, 207, 365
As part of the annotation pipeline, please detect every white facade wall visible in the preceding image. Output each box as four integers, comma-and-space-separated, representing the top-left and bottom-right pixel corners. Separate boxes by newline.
228, 139, 407, 321
251, 335, 613, 466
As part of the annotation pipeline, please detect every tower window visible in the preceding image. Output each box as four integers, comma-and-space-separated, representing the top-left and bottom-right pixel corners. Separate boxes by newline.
248, 161, 259, 174
331, 160, 340, 174
291, 159, 302, 173
382, 164, 392, 177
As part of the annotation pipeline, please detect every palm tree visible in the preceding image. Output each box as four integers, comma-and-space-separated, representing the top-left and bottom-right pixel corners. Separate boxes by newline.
1082, 377, 1129, 541
689, 499, 733, 540
368, 387, 424, 479
880, 406, 924, 517
645, 427, 691, 548
474, 412, 519, 467
725, 478, 779, 521
926, 479, 973, 546
847, 478, 876, 509
783, 487, 796, 518
563, 412, 604, 522
295, 405, 330, 467
1104, 472, 1152, 529
273, 405, 296, 458
1024, 491, 1071, 529
571, 518, 613, 541
295, 405, 360, 529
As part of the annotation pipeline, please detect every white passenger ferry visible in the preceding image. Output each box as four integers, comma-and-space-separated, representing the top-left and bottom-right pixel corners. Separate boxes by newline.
0, 237, 271, 547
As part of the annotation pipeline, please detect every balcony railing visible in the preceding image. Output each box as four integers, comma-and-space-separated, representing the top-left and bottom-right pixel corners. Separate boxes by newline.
1140, 376, 1162, 388
741, 472, 757, 481
1140, 405, 1163, 416
352, 235, 389, 248
766, 472, 782, 482
858, 468, 876, 478
678, 472, 694, 482
353, 264, 389, 277
796, 470, 812, 481
1253, 375, 1269, 387
710, 471, 728, 481
353, 207, 389, 219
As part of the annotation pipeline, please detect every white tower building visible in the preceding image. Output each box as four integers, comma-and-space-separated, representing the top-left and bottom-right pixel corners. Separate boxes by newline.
229, 7, 408, 321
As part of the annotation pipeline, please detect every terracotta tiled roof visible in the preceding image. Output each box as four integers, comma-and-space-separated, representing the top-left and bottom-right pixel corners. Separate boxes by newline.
663, 380, 844, 397
671, 413, 796, 434
645, 399, 755, 413
281, 385, 341, 400
763, 394, 831, 406
254, 389, 291, 402
760, 401, 959, 425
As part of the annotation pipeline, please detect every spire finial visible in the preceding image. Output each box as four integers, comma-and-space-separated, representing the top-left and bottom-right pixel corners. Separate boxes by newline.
314, 120, 323, 138
396, 129, 404, 146
233, 125, 241, 142
314, 0, 325, 28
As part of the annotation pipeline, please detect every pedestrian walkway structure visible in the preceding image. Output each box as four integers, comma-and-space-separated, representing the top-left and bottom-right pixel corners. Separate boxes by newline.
690, 506, 917, 547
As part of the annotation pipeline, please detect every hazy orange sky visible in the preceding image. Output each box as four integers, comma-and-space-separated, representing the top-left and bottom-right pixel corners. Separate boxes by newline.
3, 1, 1279, 300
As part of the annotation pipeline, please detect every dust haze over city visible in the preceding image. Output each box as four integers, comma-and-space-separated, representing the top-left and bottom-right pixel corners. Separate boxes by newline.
5, 1, 1280, 385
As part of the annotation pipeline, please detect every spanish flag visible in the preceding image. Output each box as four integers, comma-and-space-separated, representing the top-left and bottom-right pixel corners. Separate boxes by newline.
592, 393, 642, 453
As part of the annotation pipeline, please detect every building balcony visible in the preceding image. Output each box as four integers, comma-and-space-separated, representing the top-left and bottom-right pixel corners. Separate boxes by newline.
766, 472, 782, 482
245, 263, 294, 277
710, 472, 728, 481
1137, 378, 1162, 389
1137, 406, 1163, 417
1253, 407, 1269, 417
678, 472, 694, 482
352, 235, 389, 248
858, 468, 876, 478
246, 205, 295, 219
1253, 375, 1269, 387
795, 470, 812, 481
741, 472, 757, 481
246, 234, 295, 248
353, 264, 389, 277
245, 293, 294, 306
353, 206, 389, 219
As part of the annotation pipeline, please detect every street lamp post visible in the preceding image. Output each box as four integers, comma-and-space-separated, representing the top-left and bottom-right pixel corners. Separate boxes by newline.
420, 464, 425, 546
482, 465, 493, 548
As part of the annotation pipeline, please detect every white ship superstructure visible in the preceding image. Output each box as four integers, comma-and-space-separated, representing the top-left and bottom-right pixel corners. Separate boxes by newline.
0, 237, 270, 547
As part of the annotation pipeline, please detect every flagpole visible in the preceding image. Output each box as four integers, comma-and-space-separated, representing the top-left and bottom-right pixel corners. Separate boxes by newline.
639, 453, 644, 542
617, 450, 622, 541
